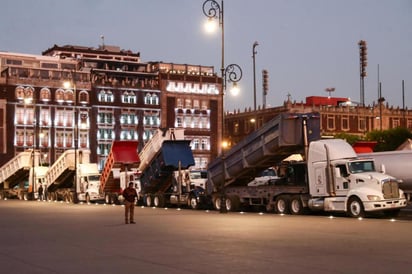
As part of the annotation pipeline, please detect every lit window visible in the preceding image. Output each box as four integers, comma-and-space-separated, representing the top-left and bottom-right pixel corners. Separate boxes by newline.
144, 93, 152, 104
192, 139, 200, 150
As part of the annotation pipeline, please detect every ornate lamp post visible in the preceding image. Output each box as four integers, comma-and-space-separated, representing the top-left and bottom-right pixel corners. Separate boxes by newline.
252, 41, 259, 111
24, 87, 38, 200
202, 0, 242, 213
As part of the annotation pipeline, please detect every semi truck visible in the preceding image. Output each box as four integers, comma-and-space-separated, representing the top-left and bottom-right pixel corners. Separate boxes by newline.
0, 150, 46, 200
207, 112, 407, 217
358, 150, 412, 202
45, 149, 102, 203
99, 141, 140, 204
138, 128, 205, 208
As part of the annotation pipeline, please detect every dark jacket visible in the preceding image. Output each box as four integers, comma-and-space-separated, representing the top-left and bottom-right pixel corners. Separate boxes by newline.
123, 187, 137, 203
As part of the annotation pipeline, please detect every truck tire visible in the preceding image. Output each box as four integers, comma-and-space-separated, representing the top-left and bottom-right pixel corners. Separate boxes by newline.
213, 196, 222, 211
0, 192, 4, 200
111, 195, 119, 205
189, 196, 199, 210
145, 195, 153, 207
227, 196, 240, 212
347, 197, 365, 218
154, 194, 165, 208
275, 195, 290, 214
105, 194, 111, 204
290, 196, 304, 215
86, 194, 91, 203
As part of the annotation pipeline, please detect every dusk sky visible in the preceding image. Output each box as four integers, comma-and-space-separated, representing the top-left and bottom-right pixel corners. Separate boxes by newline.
1, 0, 411, 111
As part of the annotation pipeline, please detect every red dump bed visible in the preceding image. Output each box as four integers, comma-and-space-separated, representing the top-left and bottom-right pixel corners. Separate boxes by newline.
100, 141, 140, 193
110, 141, 140, 164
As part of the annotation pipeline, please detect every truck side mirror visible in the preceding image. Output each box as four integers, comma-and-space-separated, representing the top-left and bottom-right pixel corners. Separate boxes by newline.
380, 164, 386, 174
335, 167, 341, 178
335, 166, 348, 178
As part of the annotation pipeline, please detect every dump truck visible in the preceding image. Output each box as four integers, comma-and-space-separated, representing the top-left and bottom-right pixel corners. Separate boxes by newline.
358, 150, 412, 202
0, 150, 46, 200
207, 112, 407, 217
45, 149, 102, 203
99, 141, 140, 204
139, 128, 205, 208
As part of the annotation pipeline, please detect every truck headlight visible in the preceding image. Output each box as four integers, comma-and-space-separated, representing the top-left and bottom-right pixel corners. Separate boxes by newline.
367, 195, 381, 201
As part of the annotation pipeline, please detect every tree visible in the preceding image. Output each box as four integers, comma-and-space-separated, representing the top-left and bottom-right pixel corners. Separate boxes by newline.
333, 133, 362, 145
366, 128, 412, 151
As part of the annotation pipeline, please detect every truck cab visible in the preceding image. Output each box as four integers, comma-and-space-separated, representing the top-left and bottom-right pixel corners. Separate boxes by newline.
307, 139, 407, 217
247, 167, 279, 187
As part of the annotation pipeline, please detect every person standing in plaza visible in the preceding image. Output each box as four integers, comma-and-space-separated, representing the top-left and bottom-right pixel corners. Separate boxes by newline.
123, 182, 138, 224
38, 184, 44, 201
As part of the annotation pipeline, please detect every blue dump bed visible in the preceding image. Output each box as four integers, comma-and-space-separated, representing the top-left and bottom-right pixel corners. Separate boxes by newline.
207, 112, 320, 190
140, 140, 195, 193
161, 140, 195, 170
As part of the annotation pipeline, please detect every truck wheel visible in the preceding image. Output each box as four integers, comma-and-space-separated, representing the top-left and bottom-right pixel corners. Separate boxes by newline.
275, 196, 289, 214
290, 196, 304, 215
105, 194, 111, 204
189, 196, 199, 210
347, 197, 365, 218
110, 195, 118, 205
86, 194, 91, 203
227, 196, 240, 212
154, 195, 165, 208
0, 192, 4, 200
213, 197, 222, 211
145, 195, 153, 207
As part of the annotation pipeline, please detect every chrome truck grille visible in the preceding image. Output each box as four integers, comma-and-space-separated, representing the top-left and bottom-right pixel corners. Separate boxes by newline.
382, 180, 400, 199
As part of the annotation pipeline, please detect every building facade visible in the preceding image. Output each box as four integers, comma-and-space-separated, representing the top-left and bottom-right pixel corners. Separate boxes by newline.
0, 45, 222, 170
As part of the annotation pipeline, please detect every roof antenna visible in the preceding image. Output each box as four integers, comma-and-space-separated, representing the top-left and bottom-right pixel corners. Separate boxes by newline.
100, 35, 105, 50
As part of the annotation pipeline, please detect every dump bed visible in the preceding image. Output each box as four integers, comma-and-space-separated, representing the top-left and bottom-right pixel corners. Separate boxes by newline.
139, 128, 185, 172
140, 140, 195, 194
45, 150, 90, 190
0, 150, 40, 189
207, 112, 320, 189
99, 141, 140, 193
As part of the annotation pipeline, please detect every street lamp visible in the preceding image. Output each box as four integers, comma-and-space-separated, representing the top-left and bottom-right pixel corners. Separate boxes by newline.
203, 0, 243, 213
202, 0, 243, 152
64, 71, 78, 203
222, 63, 243, 138
24, 88, 38, 200
252, 41, 259, 111
202, 0, 224, 79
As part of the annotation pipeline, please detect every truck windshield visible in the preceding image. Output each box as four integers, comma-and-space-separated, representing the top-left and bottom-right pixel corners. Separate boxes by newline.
348, 160, 375, 174
88, 175, 100, 181
190, 171, 207, 179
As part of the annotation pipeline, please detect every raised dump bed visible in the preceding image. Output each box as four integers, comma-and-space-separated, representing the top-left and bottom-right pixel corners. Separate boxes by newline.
207, 112, 320, 189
